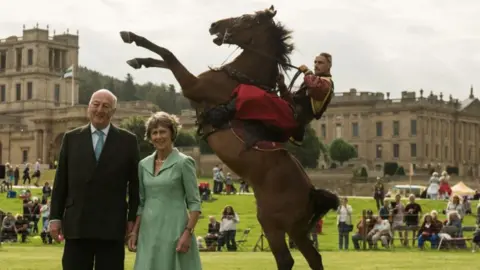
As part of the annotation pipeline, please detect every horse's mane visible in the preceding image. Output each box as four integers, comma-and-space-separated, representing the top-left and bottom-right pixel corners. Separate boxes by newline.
269, 21, 295, 72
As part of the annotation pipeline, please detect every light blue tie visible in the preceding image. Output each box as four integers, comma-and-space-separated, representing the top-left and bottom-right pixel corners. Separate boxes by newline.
94, 130, 104, 161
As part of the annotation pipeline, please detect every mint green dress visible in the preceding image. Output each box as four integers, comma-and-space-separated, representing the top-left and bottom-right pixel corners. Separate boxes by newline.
134, 148, 202, 270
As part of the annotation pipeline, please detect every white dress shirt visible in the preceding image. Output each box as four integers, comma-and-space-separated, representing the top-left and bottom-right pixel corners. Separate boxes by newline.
91, 123, 110, 149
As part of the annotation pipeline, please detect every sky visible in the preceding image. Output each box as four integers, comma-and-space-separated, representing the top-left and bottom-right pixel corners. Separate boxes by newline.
1, 0, 479, 100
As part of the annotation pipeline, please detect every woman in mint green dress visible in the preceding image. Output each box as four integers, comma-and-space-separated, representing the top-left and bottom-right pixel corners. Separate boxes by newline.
128, 112, 202, 270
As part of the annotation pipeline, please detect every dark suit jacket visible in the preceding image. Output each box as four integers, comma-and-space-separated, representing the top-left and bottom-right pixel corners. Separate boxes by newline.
49, 123, 140, 241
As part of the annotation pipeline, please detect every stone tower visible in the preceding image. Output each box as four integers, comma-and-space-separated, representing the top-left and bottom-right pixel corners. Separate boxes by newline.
0, 24, 79, 112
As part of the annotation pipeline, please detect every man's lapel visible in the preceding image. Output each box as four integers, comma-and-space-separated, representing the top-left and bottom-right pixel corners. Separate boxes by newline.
78, 124, 97, 174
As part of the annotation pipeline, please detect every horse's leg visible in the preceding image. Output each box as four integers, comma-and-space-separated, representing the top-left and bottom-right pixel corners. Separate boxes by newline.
290, 231, 324, 270
119, 31, 200, 100
126, 58, 168, 69
263, 228, 294, 270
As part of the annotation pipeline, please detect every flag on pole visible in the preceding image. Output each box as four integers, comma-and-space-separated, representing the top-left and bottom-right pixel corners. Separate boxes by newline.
62, 65, 73, 78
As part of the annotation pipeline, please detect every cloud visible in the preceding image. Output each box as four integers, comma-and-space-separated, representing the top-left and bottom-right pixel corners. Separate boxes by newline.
1, 0, 479, 100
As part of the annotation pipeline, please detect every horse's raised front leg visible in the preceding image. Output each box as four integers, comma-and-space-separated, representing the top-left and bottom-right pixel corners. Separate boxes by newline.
120, 31, 200, 100
126, 58, 168, 70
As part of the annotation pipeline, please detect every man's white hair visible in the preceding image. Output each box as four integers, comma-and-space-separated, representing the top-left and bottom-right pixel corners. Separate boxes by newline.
89, 89, 118, 108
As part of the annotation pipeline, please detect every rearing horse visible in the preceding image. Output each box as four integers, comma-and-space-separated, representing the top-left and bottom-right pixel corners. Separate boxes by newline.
120, 5, 338, 270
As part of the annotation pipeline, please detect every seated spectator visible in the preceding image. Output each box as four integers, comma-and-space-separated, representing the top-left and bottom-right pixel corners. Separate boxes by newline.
367, 216, 392, 249
472, 226, 480, 252
379, 199, 390, 221
217, 205, 240, 251
15, 214, 29, 243
205, 216, 221, 248
417, 214, 441, 249
430, 210, 444, 232
352, 209, 375, 250
1, 212, 17, 242
198, 182, 211, 202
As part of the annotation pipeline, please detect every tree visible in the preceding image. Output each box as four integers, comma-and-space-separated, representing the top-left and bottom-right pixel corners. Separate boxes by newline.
175, 130, 197, 147
119, 116, 153, 159
121, 73, 138, 101
286, 125, 326, 169
329, 138, 357, 165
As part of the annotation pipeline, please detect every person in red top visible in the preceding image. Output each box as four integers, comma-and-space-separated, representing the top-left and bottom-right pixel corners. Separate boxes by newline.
278, 52, 334, 144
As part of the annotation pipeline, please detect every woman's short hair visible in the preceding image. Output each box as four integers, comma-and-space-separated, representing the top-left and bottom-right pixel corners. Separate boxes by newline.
144, 111, 182, 141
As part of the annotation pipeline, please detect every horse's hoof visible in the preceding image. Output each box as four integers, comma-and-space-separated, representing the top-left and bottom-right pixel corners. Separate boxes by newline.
120, 31, 134, 44
126, 59, 141, 69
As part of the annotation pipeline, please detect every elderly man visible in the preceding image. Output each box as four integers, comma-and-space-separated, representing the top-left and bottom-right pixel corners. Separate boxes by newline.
49, 89, 140, 270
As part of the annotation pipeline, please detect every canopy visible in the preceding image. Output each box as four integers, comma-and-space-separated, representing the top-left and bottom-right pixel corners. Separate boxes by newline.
450, 181, 476, 196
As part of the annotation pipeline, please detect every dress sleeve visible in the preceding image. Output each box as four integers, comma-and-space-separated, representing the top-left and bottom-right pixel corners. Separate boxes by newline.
182, 157, 202, 212
303, 75, 333, 101
136, 162, 145, 216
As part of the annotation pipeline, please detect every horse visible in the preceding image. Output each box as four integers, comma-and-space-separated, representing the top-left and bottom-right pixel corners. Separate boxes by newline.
119, 5, 339, 270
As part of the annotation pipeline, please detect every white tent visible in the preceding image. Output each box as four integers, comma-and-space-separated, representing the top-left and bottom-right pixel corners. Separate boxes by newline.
450, 181, 476, 196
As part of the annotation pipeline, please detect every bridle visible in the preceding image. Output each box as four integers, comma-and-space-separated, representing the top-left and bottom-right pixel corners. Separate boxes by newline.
214, 15, 303, 93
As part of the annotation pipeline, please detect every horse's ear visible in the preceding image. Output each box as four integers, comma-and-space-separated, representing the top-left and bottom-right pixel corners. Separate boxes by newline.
267, 5, 277, 17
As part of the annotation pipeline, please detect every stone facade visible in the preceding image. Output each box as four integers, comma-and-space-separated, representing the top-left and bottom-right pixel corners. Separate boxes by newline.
0, 26, 158, 165
312, 88, 480, 176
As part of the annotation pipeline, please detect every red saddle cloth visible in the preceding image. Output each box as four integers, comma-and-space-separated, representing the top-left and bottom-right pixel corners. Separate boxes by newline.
232, 84, 298, 139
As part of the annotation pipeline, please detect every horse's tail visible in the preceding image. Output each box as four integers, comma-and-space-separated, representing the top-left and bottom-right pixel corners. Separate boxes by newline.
307, 187, 340, 231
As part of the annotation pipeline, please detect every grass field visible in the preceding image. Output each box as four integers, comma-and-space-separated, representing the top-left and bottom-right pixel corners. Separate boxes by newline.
1, 246, 479, 270
2, 170, 479, 269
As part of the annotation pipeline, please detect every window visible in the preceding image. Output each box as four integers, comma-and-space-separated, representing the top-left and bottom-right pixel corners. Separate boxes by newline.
393, 121, 400, 136
351, 122, 359, 137
27, 49, 33, 65
0, 85, 5, 102
54, 84, 60, 103
0, 51, 6, 71
335, 123, 342, 138
376, 121, 383, 137
376, 144, 382, 159
353, 145, 359, 157
321, 124, 326, 138
16, 48, 22, 71
425, 144, 429, 157
16, 83, 21, 100
445, 146, 448, 160
435, 144, 439, 158
22, 149, 28, 163
393, 143, 400, 158
410, 143, 417, 157
410, 119, 417, 136
27, 82, 33, 99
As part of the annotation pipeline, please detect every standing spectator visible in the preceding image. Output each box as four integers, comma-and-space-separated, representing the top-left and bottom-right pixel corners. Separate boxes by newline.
336, 197, 353, 250
22, 164, 31, 186
218, 205, 240, 251
33, 159, 42, 187
14, 166, 20, 185
373, 177, 385, 210
41, 182, 52, 204
427, 172, 440, 199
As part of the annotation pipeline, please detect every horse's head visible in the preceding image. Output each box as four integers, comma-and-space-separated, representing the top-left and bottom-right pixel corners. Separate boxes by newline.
209, 5, 278, 47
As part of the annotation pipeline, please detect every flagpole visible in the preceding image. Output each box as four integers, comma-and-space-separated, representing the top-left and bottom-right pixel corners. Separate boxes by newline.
71, 65, 75, 106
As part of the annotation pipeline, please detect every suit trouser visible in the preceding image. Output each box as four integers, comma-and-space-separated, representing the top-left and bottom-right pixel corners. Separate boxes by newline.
62, 238, 124, 270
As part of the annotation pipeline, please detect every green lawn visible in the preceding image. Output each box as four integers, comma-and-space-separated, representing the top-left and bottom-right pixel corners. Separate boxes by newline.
0, 246, 478, 270
2, 175, 479, 269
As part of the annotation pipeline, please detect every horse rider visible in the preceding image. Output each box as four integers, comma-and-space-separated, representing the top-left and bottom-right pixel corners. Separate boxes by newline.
278, 52, 334, 145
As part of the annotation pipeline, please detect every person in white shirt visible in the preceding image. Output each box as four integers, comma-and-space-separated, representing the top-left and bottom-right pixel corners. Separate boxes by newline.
336, 197, 353, 250
218, 205, 240, 251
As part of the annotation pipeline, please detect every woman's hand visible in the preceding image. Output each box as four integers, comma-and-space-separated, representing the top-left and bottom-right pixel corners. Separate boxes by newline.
176, 230, 192, 253
127, 233, 138, 252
